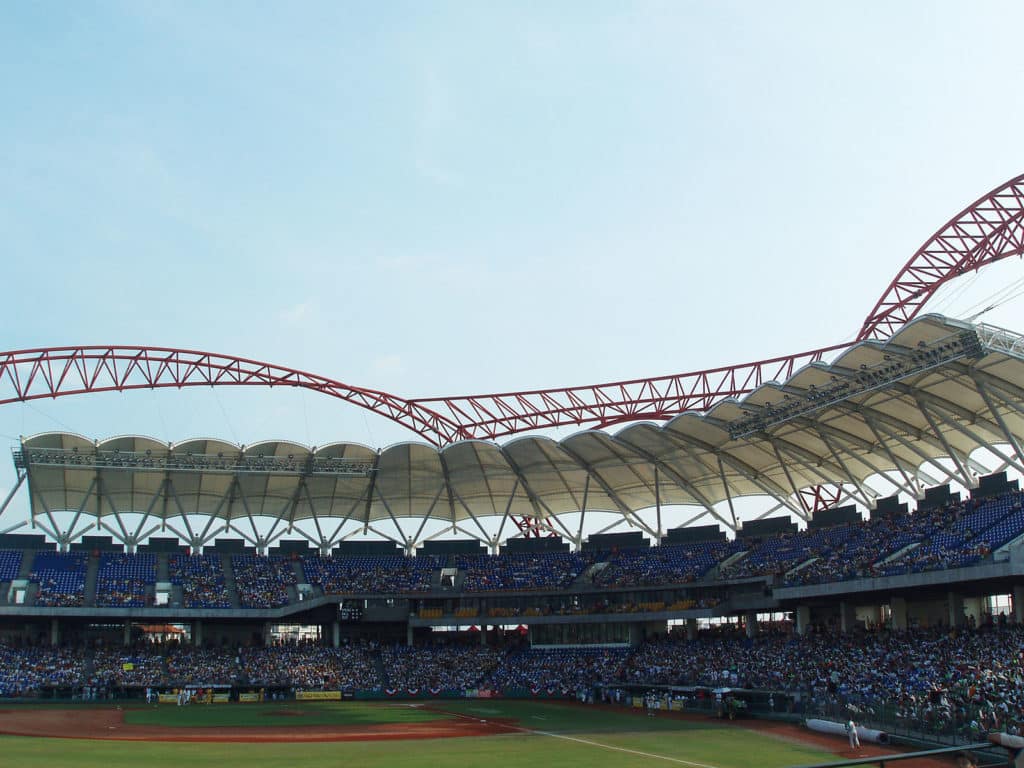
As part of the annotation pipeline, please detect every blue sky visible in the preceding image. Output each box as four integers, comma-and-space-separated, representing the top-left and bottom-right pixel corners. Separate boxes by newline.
2, 2, 1024, 534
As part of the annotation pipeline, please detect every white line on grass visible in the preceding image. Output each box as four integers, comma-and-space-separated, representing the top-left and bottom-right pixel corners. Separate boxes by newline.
438, 707, 723, 768
525, 727, 723, 767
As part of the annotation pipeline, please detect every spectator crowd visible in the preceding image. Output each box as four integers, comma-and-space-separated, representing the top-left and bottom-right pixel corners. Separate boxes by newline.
0, 621, 1020, 741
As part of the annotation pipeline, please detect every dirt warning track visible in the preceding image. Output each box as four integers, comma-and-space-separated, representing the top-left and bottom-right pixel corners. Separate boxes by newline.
0, 707, 509, 743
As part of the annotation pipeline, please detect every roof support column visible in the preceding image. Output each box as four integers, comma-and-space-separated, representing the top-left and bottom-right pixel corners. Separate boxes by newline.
65, 477, 97, 544
262, 501, 292, 552
614, 435, 738, 530
449, 487, 495, 545
700, 445, 807, 519
408, 483, 448, 551
561, 443, 661, 539
131, 478, 169, 544
544, 509, 577, 541
669, 437, 746, 530
815, 429, 876, 509
493, 479, 520, 549
654, 467, 662, 540
364, 523, 404, 547
165, 478, 202, 550
98, 486, 131, 546
865, 414, 962, 489
33, 491, 65, 549
976, 381, 1024, 467
0, 471, 25, 528
222, 520, 258, 548
805, 420, 919, 496
717, 456, 738, 530
0, 519, 26, 537
234, 477, 265, 549
31, 495, 62, 549
362, 452, 381, 535
772, 439, 874, 510
914, 399, 975, 488
319, 489, 373, 550
299, 481, 329, 552
373, 484, 410, 547
576, 476, 590, 549
284, 518, 322, 550
769, 440, 811, 519
862, 418, 926, 495
921, 399, 1024, 475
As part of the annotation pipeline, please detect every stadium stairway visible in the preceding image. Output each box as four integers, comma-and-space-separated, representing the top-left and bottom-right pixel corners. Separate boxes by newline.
785, 557, 818, 579
82, 646, 96, 681
879, 542, 919, 564
221, 555, 241, 609
286, 560, 306, 605
429, 556, 453, 590
452, 570, 467, 590
580, 561, 609, 584
373, 648, 388, 689
156, 554, 169, 582
996, 531, 1024, 560
1, 549, 34, 604
714, 549, 749, 577
17, 550, 34, 579
83, 554, 100, 606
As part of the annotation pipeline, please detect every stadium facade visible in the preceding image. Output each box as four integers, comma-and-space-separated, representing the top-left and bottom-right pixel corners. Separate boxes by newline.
0, 173, 1023, 660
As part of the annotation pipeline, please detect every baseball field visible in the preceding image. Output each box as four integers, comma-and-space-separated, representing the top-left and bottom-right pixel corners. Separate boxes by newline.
0, 699, 950, 768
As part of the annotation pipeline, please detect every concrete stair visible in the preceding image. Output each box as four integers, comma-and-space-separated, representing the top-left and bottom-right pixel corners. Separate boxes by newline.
221, 554, 241, 608
83, 554, 100, 606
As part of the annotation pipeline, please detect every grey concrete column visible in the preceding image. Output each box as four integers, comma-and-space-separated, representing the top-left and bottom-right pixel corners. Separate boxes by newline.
50, 617, 59, 646
332, 621, 340, 648
1014, 585, 1024, 624
123, 620, 131, 647
686, 618, 697, 641
839, 602, 857, 634
744, 611, 758, 638
406, 623, 413, 647
948, 591, 965, 628
481, 624, 487, 646
794, 605, 811, 636
193, 620, 203, 647
890, 597, 908, 631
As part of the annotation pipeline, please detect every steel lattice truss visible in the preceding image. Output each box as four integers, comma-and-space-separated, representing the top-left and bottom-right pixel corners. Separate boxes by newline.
1, 172, 1022, 447
858, 173, 1024, 341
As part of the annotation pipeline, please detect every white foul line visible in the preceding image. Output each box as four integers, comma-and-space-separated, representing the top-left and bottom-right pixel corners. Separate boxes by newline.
526, 727, 723, 767
438, 707, 722, 768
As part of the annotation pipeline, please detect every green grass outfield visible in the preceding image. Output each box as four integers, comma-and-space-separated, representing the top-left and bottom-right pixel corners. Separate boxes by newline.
0, 699, 835, 768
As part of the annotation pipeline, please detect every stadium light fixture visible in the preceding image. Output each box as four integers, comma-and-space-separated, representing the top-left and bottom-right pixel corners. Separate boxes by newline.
727, 330, 984, 440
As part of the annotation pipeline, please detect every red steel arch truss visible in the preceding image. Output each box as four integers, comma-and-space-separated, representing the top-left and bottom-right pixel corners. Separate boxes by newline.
858, 173, 1024, 341
1, 173, 1022, 448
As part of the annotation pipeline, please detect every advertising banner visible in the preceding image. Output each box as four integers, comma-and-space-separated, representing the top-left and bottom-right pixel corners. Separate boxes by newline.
295, 691, 341, 701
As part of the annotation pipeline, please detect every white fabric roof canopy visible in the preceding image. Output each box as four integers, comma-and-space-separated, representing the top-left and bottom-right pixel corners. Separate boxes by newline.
17, 316, 1024, 547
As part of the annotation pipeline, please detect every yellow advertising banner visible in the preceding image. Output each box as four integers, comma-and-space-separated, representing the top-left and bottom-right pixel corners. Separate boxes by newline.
295, 691, 341, 701
212, 693, 230, 703
632, 697, 644, 709
157, 694, 178, 704
239, 693, 261, 703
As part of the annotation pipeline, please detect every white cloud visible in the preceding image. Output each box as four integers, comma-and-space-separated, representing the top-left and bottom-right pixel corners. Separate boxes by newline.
371, 354, 406, 378
413, 66, 464, 187
278, 301, 317, 327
